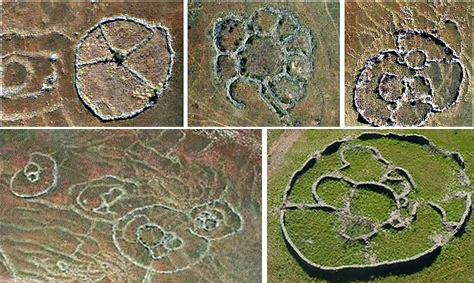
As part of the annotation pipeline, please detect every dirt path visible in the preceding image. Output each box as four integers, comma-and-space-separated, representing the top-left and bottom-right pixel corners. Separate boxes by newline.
267, 130, 303, 176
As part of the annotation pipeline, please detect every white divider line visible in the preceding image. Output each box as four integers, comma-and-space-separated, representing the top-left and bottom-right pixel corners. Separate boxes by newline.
183, 0, 189, 127
340, 0, 345, 127
262, 128, 268, 283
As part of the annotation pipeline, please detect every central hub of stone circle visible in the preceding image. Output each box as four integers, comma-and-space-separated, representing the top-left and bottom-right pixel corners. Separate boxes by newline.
241, 36, 284, 78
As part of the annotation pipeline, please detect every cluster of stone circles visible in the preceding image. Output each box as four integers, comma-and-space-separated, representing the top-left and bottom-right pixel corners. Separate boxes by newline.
211, 6, 315, 126
280, 132, 471, 274
67, 176, 243, 275
111, 199, 243, 275
7, 160, 244, 279
354, 28, 466, 127
74, 16, 175, 121
67, 175, 244, 275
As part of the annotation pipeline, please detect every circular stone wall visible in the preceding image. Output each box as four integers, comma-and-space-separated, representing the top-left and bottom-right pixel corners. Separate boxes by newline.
280, 132, 471, 275
74, 16, 175, 121
353, 29, 465, 127
211, 7, 315, 126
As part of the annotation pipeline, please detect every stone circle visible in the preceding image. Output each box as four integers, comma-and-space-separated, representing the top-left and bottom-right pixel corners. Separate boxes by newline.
354, 29, 466, 126
1, 32, 70, 123
189, 199, 243, 240
211, 7, 315, 126
68, 175, 140, 223
9, 152, 58, 198
112, 203, 210, 274
74, 16, 175, 121
280, 132, 472, 274
111, 199, 243, 275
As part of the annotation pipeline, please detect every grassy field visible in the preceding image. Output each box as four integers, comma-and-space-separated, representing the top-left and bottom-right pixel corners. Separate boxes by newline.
268, 129, 474, 283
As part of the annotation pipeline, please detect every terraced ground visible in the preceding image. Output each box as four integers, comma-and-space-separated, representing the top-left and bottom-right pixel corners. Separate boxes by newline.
1, 1, 183, 126
268, 129, 474, 283
345, 2, 472, 127
188, 2, 339, 126
0, 130, 262, 283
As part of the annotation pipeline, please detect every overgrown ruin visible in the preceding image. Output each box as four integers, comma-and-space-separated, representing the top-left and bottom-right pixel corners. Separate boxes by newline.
280, 132, 472, 276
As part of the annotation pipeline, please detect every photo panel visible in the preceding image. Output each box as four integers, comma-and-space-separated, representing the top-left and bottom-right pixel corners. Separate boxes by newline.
345, 2, 472, 127
1, 1, 183, 126
188, 1, 340, 127
0, 129, 262, 282
268, 129, 473, 282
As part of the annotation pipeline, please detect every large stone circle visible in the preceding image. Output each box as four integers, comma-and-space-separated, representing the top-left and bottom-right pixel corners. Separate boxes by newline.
74, 16, 175, 121
211, 7, 315, 126
354, 29, 465, 127
280, 132, 472, 275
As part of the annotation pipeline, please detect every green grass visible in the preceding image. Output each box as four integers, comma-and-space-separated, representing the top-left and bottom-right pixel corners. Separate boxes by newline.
268, 130, 474, 283
351, 187, 396, 224
371, 205, 445, 261
268, 129, 284, 152
284, 209, 368, 266
316, 179, 352, 209
340, 146, 387, 182
288, 155, 341, 204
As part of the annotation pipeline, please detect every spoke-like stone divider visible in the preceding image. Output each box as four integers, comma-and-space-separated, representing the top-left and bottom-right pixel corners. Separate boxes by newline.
211, 6, 315, 126
280, 132, 472, 275
354, 28, 466, 127
74, 15, 175, 121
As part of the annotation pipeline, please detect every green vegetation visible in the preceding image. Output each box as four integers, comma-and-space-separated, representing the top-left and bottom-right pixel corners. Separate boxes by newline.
153, 85, 161, 94
316, 179, 351, 209
372, 205, 445, 261
268, 130, 474, 283
267, 129, 284, 151
351, 188, 396, 223
285, 209, 368, 266
341, 146, 386, 182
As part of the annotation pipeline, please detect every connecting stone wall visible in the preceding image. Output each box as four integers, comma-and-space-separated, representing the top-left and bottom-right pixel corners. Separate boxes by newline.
280, 132, 472, 275
353, 28, 466, 127
211, 6, 315, 126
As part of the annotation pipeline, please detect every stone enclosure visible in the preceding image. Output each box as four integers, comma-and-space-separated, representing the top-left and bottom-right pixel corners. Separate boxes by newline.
280, 132, 472, 276
211, 7, 315, 126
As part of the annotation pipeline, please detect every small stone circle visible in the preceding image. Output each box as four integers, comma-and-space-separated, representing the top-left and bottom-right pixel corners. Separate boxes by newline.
354, 29, 466, 127
280, 132, 472, 274
9, 152, 58, 199
1, 31, 70, 123
74, 16, 175, 121
211, 7, 315, 126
